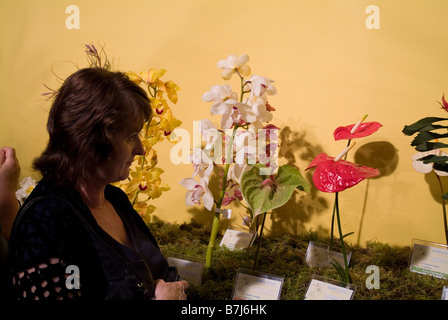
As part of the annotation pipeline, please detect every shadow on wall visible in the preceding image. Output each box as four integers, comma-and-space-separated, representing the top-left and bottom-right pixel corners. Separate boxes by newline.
353, 141, 399, 245
270, 126, 329, 236
424, 167, 448, 205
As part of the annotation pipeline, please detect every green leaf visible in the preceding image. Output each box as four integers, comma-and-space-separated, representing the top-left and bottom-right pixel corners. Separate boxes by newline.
240, 164, 309, 218
411, 131, 448, 147
330, 259, 351, 284
342, 232, 354, 239
415, 141, 448, 152
442, 192, 448, 201
402, 117, 448, 135
418, 155, 448, 164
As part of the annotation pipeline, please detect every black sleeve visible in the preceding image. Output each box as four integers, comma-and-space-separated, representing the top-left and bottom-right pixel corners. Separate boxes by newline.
8, 197, 106, 300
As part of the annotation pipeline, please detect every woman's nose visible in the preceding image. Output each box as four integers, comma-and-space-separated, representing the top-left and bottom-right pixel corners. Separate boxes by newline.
134, 137, 145, 156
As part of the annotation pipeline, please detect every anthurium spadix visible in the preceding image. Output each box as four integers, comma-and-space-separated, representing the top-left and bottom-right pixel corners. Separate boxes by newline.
240, 164, 309, 218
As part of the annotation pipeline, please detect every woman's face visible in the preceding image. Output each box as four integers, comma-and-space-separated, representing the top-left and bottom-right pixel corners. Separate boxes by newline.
98, 125, 145, 184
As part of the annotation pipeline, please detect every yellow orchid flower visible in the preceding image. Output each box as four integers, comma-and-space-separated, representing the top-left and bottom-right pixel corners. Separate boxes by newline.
125, 71, 143, 85
147, 68, 167, 84
165, 80, 181, 104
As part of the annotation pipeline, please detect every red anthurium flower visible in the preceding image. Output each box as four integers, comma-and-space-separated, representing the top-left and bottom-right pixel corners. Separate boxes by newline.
438, 93, 448, 112
333, 116, 382, 141
306, 153, 380, 193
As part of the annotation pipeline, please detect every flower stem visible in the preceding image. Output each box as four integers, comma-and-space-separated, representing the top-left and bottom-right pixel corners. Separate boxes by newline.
253, 212, 267, 269
206, 211, 221, 269
335, 192, 351, 283
331, 139, 352, 244
330, 201, 336, 245
205, 124, 239, 269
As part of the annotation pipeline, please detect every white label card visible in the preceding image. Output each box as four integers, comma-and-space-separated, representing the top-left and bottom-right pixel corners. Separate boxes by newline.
215, 208, 232, 219
409, 239, 448, 279
232, 269, 284, 300
442, 286, 448, 300
167, 256, 204, 286
305, 277, 355, 300
219, 228, 256, 251
305, 241, 351, 268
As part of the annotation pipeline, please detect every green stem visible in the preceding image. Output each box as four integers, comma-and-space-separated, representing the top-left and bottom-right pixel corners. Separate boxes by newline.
253, 212, 267, 269
331, 139, 352, 244
435, 173, 448, 245
205, 125, 239, 269
330, 200, 336, 245
206, 211, 221, 269
335, 192, 350, 283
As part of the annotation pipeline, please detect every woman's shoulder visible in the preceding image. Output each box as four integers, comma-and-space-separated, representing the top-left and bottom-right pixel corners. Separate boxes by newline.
16, 180, 81, 226
9, 180, 90, 256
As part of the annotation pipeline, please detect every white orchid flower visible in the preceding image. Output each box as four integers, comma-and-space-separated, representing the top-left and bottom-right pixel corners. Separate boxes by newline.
250, 96, 273, 123
217, 54, 251, 80
228, 163, 250, 184
202, 84, 238, 106
190, 148, 214, 181
412, 150, 448, 176
211, 99, 256, 129
179, 177, 214, 211
199, 119, 220, 150
246, 75, 277, 98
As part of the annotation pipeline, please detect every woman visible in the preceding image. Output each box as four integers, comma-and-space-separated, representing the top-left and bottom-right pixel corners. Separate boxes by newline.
7, 67, 188, 300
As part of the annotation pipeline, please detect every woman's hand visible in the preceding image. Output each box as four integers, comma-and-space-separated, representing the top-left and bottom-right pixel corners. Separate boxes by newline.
0, 147, 21, 240
0, 147, 20, 192
154, 279, 189, 300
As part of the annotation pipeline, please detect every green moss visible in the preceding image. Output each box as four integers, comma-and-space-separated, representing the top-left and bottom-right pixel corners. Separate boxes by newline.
149, 220, 447, 300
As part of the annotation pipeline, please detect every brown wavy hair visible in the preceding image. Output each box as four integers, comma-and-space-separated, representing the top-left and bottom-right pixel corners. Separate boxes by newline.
33, 67, 152, 189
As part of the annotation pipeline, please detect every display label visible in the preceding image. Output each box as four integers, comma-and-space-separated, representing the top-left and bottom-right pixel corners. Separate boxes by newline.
409, 239, 448, 279
442, 286, 448, 300
304, 275, 356, 300
219, 228, 256, 251
232, 269, 284, 300
167, 255, 204, 286
305, 241, 351, 268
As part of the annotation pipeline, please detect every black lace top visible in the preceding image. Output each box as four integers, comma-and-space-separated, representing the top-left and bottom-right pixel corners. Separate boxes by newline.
7, 179, 168, 300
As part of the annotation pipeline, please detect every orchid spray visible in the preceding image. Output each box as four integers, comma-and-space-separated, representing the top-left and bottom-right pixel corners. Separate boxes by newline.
402, 94, 448, 244
85, 44, 182, 223
306, 116, 381, 283
180, 54, 309, 269
115, 67, 182, 224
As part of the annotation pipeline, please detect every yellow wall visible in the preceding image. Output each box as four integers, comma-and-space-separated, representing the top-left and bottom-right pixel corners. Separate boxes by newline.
1, 0, 448, 247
